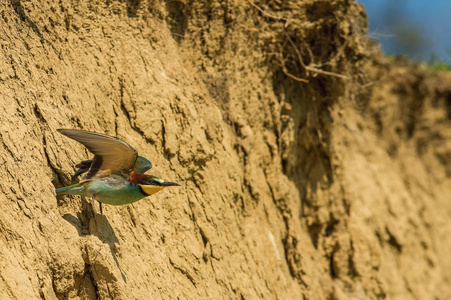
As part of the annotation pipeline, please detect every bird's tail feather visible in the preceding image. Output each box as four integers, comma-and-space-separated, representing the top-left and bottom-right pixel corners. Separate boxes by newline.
55, 182, 86, 195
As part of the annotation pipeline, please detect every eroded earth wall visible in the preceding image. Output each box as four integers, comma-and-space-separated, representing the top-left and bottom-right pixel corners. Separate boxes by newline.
1, 1, 451, 299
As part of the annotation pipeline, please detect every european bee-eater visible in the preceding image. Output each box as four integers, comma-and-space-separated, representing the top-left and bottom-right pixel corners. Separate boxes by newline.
55, 129, 179, 214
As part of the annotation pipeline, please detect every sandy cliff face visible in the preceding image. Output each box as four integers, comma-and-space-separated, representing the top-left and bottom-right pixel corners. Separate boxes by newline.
1, 1, 450, 299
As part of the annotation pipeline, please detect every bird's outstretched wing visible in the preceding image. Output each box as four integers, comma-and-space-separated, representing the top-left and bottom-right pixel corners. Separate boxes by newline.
58, 129, 138, 180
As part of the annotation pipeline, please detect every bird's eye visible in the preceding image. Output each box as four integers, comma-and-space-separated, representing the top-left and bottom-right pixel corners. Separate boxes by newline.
150, 180, 156, 185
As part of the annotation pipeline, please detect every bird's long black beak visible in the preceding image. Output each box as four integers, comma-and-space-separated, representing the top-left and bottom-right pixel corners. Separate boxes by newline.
161, 181, 180, 187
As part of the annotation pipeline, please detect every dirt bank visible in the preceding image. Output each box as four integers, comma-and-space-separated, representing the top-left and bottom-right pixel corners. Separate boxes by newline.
0, 0, 450, 299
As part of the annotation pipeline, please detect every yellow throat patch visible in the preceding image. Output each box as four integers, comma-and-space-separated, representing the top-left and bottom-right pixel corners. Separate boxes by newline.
140, 185, 165, 195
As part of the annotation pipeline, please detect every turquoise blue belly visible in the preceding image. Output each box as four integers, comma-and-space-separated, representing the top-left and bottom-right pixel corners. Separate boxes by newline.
87, 181, 147, 205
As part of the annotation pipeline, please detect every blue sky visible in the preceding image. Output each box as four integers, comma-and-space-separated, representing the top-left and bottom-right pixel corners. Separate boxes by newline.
358, 0, 451, 63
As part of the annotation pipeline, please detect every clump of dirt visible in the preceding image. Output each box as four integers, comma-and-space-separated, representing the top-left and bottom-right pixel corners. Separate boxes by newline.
0, 0, 450, 299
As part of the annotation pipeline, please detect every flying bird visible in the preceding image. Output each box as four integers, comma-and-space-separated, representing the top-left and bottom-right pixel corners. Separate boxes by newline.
55, 129, 179, 214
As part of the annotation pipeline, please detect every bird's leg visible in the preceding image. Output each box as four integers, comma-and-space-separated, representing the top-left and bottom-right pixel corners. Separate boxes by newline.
100, 202, 103, 215
91, 195, 97, 214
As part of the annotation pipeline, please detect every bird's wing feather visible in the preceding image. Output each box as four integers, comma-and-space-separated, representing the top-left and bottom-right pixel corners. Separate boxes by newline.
58, 129, 137, 179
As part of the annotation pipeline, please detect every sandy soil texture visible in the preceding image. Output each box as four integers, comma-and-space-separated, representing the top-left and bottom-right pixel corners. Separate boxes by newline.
1, 1, 451, 299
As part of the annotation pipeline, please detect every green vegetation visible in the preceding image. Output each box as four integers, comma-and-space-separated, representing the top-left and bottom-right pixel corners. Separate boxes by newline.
424, 61, 451, 72
423, 55, 451, 72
